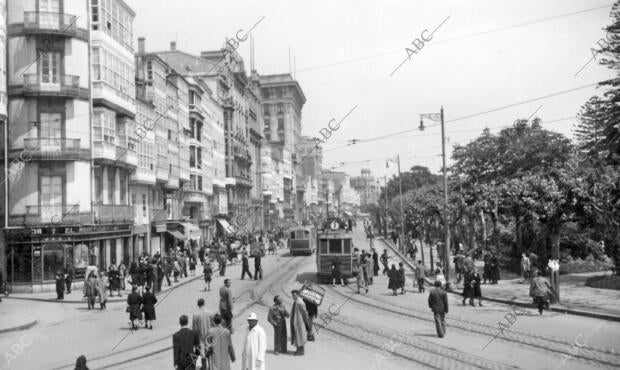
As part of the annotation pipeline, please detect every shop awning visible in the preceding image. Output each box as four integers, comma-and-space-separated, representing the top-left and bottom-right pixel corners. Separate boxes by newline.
166, 230, 185, 240
217, 218, 236, 234
343, 211, 353, 217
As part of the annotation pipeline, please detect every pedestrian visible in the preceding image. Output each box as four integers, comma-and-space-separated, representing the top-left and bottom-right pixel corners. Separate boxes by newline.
127, 285, 143, 330
189, 255, 197, 276
108, 265, 121, 297
398, 262, 406, 295
219, 279, 234, 333
173, 315, 200, 370
371, 249, 379, 277
65, 262, 75, 294
219, 250, 227, 276
472, 269, 483, 306
173, 258, 181, 282
380, 250, 390, 275
490, 254, 500, 284
454, 252, 465, 283
253, 253, 263, 280
388, 264, 399, 296
142, 286, 157, 329
290, 290, 309, 356
83, 271, 97, 310
352, 249, 367, 294
55, 270, 64, 300
74, 355, 89, 370
482, 252, 491, 284
462, 267, 474, 306
162, 258, 171, 287
96, 272, 108, 309
529, 270, 552, 315
208, 314, 236, 370
361, 251, 371, 286
156, 261, 164, 292
267, 295, 289, 354
193, 298, 214, 370
203, 262, 213, 291
241, 252, 253, 280
435, 269, 446, 288
241, 312, 267, 370
521, 253, 531, 283
303, 297, 318, 341
331, 257, 344, 287
415, 260, 426, 293
428, 280, 449, 338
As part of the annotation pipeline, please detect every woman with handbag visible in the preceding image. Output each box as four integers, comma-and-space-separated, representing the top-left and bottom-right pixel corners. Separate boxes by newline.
127, 285, 143, 330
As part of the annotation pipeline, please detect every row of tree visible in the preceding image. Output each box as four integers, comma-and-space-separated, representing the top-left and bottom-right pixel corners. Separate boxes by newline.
370, 2, 620, 272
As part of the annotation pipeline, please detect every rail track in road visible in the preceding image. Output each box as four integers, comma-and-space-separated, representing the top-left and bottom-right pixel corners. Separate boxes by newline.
325, 239, 620, 369
270, 282, 519, 370
47, 254, 307, 370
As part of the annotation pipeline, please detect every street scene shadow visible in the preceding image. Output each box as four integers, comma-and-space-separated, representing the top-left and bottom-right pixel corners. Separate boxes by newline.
296, 272, 318, 284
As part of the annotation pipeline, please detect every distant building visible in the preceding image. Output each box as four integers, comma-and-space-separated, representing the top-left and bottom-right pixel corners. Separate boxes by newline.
350, 168, 380, 207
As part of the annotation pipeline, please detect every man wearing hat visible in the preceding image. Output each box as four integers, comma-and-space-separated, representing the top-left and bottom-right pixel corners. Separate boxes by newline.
290, 289, 310, 356
242, 312, 266, 370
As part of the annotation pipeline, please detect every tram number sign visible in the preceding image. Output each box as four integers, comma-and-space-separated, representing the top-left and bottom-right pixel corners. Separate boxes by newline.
300, 284, 325, 306
329, 221, 340, 231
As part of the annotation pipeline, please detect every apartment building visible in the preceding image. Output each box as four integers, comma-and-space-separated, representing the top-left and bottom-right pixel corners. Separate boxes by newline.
259, 74, 306, 226
3, 0, 97, 291
350, 168, 380, 208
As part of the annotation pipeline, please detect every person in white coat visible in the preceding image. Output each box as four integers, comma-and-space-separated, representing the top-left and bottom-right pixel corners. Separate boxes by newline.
242, 312, 267, 370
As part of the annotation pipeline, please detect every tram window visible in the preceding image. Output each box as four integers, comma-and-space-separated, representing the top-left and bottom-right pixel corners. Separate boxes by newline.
320, 239, 328, 254
290, 232, 296, 239
343, 239, 351, 254
329, 239, 342, 254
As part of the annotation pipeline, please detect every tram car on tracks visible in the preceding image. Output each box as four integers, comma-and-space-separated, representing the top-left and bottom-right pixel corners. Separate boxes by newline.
316, 218, 354, 283
288, 225, 317, 256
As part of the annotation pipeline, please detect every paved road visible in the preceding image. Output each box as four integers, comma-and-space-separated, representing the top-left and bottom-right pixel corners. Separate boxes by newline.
1, 227, 618, 369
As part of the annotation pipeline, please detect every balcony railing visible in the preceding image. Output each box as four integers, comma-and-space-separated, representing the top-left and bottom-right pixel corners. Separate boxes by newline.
23, 74, 80, 97
25, 204, 89, 225
92, 204, 134, 224
23, 138, 82, 161
23, 11, 78, 36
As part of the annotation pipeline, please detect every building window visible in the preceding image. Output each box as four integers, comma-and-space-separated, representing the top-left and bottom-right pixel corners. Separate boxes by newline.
189, 146, 196, 168
197, 148, 202, 169
93, 109, 116, 144
142, 194, 147, 217
198, 176, 203, 191
108, 170, 115, 204
147, 60, 152, 80
120, 176, 126, 204
39, 52, 60, 84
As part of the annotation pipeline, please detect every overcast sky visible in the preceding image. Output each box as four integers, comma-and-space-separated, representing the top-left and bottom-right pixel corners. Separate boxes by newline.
127, 0, 615, 182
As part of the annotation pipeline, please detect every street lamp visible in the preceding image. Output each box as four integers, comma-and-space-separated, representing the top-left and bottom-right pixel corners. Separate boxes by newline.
419, 107, 451, 289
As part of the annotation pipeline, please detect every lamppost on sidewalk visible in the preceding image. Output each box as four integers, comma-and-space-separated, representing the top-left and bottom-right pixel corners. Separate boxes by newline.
419, 107, 451, 289
386, 156, 405, 253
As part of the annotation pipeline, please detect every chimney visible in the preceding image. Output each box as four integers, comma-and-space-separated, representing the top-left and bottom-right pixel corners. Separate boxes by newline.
170, 41, 176, 51
138, 37, 145, 54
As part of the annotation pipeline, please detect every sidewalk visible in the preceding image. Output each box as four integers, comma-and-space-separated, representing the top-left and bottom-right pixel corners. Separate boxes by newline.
381, 237, 620, 321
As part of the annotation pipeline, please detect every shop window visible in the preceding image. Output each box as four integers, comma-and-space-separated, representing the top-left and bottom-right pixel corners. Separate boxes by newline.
7, 245, 32, 282
43, 243, 64, 281
73, 243, 89, 269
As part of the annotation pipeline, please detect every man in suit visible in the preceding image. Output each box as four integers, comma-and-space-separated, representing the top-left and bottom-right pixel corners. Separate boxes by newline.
241, 252, 253, 280
428, 280, 449, 338
192, 298, 214, 370
219, 279, 234, 334
173, 315, 200, 370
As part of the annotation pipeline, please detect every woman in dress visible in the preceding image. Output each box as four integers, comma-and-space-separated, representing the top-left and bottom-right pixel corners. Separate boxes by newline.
331, 258, 344, 287
388, 264, 399, 296
141, 286, 157, 329
127, 285, 143, 330
189, 255, 196, 276
96, 272, 108, 309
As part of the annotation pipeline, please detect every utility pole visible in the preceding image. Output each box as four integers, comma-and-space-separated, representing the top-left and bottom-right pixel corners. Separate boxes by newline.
397, 154, 405, 253
384, 175, 388, 238
420, 108, 451, 289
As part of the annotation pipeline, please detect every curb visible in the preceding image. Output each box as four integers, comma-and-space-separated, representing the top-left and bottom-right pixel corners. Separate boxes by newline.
380, 237, 620, 322
3, 268, 210, 304
0, 319, 38, 334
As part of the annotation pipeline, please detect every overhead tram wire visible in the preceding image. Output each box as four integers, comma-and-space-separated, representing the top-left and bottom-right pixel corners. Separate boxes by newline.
295, 4, 611, 74
317, 81, 599, 152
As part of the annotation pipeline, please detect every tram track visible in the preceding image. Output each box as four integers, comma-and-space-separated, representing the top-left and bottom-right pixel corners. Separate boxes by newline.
47, 254, 307, 370
323, 267, 620, 369
271, 283, 518, 370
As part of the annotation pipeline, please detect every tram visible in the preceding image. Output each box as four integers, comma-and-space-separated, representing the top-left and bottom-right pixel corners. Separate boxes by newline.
316, 218, 354, 283
288, 225, 317, 256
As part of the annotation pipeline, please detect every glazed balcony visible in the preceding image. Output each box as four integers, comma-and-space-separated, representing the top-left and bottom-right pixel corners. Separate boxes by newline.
92, 204, 134, 224
115, 146, 138, 168
93, 141, 116, 161
211, 205, 228, 215
23, 11, 78, 37
131, 166, 156, 185
23, 204, 89, 225
23, 138, 84, 161
150, 207, 167, 223
23, 74, 80, 98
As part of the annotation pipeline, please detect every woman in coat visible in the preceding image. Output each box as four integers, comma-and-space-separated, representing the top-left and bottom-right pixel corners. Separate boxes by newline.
331, 258, 344, 287
96, 272, 107, 309
83, 272, 98, 310
388, 264, 399, 296
372, 249, 379, 277
108, 265, 121, 297
127, 285, 143, 330
141, 286, 157, 329
55, 270, 64, 300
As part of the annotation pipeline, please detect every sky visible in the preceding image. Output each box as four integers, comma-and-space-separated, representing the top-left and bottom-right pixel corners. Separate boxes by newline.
126, 0, 616, 182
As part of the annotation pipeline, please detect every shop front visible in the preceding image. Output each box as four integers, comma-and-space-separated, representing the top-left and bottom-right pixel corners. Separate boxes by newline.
4, 224, 132, 293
